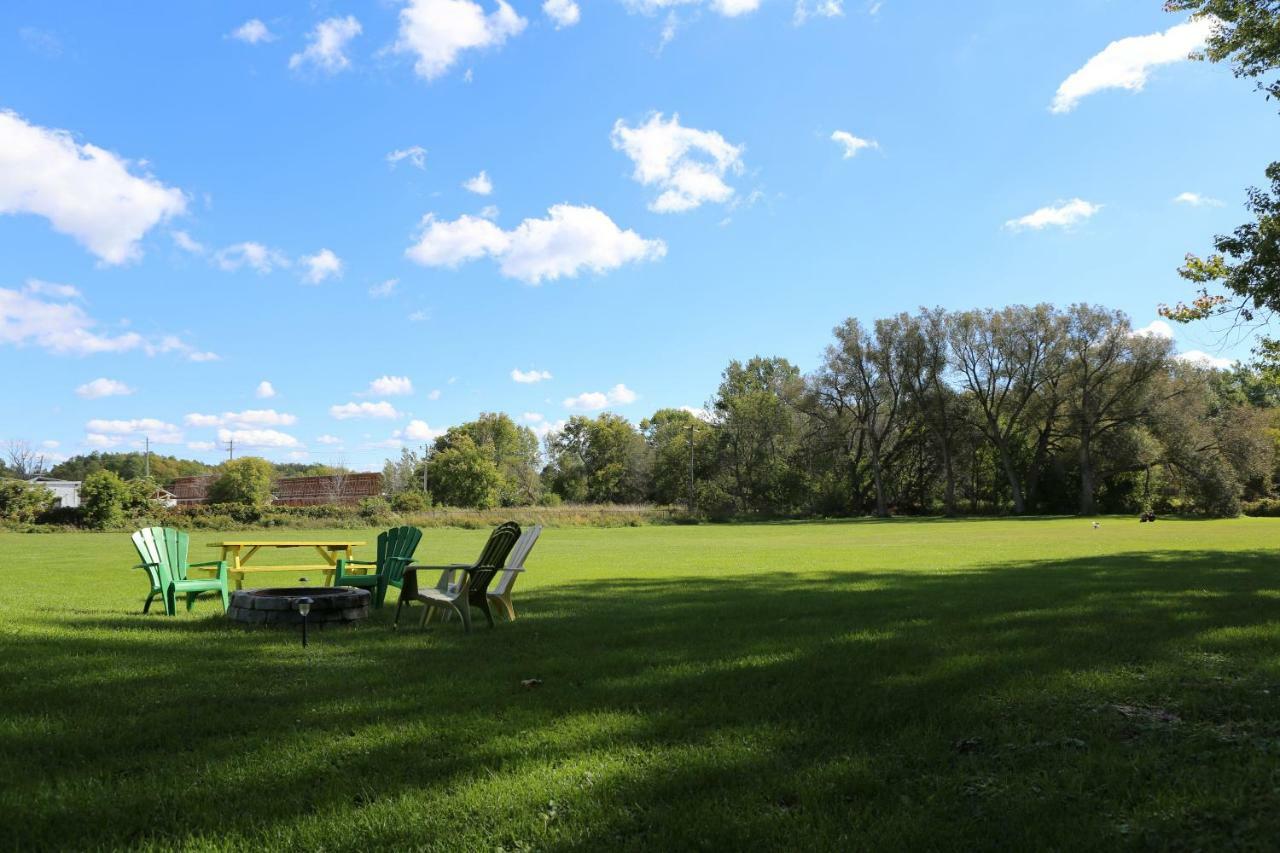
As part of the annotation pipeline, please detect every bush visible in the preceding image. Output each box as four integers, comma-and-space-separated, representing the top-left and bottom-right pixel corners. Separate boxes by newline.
537, 491, 563, 508
359, 497, 393, 524
208, 457, 274, 507
80, 470, 129, 529
0, 479, 56, 523
391, 491, 428, 513
1243, 497, 1280, 517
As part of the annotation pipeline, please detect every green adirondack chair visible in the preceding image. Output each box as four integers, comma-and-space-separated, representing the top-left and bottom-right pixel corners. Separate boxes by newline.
334, 525, 423, 608
130, 527, 230, 616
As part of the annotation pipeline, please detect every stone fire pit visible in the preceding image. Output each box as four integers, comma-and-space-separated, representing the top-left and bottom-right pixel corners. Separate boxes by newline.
227, 587, 371, 628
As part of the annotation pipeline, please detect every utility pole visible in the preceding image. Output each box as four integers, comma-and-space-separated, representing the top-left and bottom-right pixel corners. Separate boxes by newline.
422, 444, 429, 496
687, 423, 695, 513
226, 438, 235, 462
143, 436, 151, 479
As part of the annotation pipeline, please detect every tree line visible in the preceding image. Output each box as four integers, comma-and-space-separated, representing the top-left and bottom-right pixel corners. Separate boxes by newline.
381, 302, 1277, 518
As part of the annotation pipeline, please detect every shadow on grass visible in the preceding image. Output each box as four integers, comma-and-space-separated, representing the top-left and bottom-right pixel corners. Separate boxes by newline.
3, 550, 1280, 849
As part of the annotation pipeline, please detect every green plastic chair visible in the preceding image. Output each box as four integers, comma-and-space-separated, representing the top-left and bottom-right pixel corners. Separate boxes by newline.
334, 526, 423, 608
130, 527, 230, 616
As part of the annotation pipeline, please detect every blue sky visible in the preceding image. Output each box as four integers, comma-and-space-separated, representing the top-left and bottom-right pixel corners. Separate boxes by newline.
1, 0, 1275, 471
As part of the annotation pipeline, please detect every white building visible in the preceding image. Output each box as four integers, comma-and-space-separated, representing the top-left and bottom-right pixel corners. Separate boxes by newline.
27, 476, 81, 509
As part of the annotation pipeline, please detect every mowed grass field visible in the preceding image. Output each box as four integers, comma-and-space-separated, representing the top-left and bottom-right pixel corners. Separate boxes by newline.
3, 518, 1280, 850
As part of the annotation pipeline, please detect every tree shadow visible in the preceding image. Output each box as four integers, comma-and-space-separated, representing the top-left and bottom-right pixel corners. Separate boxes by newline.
4, 549, 1280, 848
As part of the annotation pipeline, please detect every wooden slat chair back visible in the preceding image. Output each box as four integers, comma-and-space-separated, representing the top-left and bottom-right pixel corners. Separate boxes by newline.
379, 525, 423, 603
334, 525, 423, 607
129, 527, 230, 616
489, 525, 541, 621
464, 522, 522, 621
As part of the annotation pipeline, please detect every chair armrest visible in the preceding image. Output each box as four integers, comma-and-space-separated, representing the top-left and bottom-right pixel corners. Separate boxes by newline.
341, 559, 377, 566
501, 567, 526, 573
133, 562, 160, 569
189, 560, 225, 568
410, 563, 471, 570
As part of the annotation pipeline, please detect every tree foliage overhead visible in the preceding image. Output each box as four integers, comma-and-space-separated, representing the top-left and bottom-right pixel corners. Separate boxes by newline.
1160, 1, 1280, 363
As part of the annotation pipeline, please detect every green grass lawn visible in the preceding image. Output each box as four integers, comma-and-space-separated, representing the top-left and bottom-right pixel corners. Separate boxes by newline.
3, 517, 1280, 850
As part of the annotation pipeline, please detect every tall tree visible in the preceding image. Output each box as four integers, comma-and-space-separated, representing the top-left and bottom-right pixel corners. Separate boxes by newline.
812, 318, 908, 517
713, 357, 806, 515
949, 305, 1067, 513
1063, 305, 1174, 515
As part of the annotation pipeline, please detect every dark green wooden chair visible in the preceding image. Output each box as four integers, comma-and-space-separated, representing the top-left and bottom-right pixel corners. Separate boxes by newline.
130, 527, 230, 616
334, 525, 423, 608
395, 522, 521, 632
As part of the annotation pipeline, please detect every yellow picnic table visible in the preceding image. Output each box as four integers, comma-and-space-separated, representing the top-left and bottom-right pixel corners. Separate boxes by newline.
208, 540, 368, 590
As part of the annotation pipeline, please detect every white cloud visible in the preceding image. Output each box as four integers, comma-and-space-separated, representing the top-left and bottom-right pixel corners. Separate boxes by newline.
1052, 17, 1218, 114
479, 204, 500, 220
1004, 199, 1101, 232
401, 419, 448, 441
1176, 350, 1233, 370
256, 381, 276, 399
144, 334, 220, 363
300, 248, 343, 284
543, 0, 581, 27
626, 0, 759, 19
511, 368, 553, 384
42, 440, 60, 449
369, 278, 399, 298
1133, 320, 1175, 340
387, 146, 428, 169
680, 405, 712, 420
366, 375, 414, 396
407, 205, 665, 283
564, 383, 638, 410
317, 434, 343, 445
171, 230, 206, 254
795, 0, 843, 25
392, 0, 527, 81
0, 286, 143, 355
386, 145, 427, 169
463, 170, 493, 195
331, 400, 401, 420
0, 109, 186, 264
830, 130, 878, 158
187, 441, 216, 451
217, 427, 300, 448
1173, 191, 1224, 207
231, 19, 275, 44
290, 15, 362, 74
405, 214, 509, 267
611, 113, 744, 213
184, 409, 298, 428
86, 418, 183, 444
214, 242, 291, 274
531, 418, 567, 439
76, 378, 134, 399
428, 389, 442, 400
408, 310, 429, 322
23, 279, 81, 300
522, 412, 545, 423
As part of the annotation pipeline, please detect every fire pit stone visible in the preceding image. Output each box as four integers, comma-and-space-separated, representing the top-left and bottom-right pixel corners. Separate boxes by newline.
227, 587, 371, 628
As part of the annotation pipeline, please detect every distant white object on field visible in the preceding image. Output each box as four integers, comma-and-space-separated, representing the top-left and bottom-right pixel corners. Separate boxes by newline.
1092, 522, 1100, 529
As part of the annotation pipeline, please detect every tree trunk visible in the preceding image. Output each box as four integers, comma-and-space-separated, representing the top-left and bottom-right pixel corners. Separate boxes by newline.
997, 443, 1026, 514
941, 441, 957, 516
869, 441, 888, 517
1079, 439, 1097, 515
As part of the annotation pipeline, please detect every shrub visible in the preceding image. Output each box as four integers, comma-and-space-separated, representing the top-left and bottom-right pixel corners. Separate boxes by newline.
0, 479, 56, 523
359, 497, 393, 524
80, 470, 129, 529
391, 491, 428, 513
208, 457, 274, 507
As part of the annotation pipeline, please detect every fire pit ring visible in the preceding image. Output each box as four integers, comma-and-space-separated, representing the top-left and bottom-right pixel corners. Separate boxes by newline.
227, 587, 371, 628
